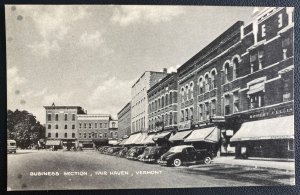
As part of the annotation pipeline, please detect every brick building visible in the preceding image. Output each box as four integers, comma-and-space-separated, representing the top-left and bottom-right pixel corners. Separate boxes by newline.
131, 70, 168, 133
117, 102, 131, 139
175, 7, 294, 159
77, 114, 111, 148
44, 103, 86, 148
109, 119, 118, 140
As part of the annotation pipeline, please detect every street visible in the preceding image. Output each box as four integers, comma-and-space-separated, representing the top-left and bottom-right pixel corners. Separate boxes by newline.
7, 150, 295, 191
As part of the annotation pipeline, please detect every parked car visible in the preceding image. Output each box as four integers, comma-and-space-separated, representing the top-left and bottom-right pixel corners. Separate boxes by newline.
140, 146, 169, 163
138, 146, 154, 161
117, 147, 129, 157
158, 145, 214, 167
99, 146, 110, 154
126, 146, 146, 160
7, 140, 16, 154
108, 147, 123, 155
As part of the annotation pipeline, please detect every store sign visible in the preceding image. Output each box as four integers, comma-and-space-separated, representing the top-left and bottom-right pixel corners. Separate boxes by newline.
249, 104, 293, 119
226, 130, 234, 136
178, 120, 191, 130
210, 116, 226, 123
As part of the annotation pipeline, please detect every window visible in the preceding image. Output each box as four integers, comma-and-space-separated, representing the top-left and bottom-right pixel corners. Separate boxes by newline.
83, 133, 86, 138
233, 58, 239, 79
72, 133, 75, 138
190, 82, 194, 99
205, 103, 210, 120
190, 107, 194, 120
55, 114, 58, 121
282, 75, 293, 102
95, 123, 97, 128
174, 112, 177, 124
89, 123, 92, 129
48, 124, 51, 129
211, 71, 216, 89
250, 49, 264, 73
211, 100, 216, 117
261, 24, 266, 37
100, 123, 102, 128
282, 35, 293, 59
79, 133, 82, 138
278, 13, 283, 28
158, 98, 161, 108
162, 96, 165, 108
72, 124, 75, 129
185, 85, 189, 100
288, 140, 294, 151
64, 124, 67, 129
249, 91, 265, 109
205, 74, 210, 92
199, 78, 204, 94
169, 112, 173, 125
110, 132, 113, 137
233, 91, 240, 113
94, 133, 97, 138
104, 133, 107, 137
48, 133, 51, 138
181, 110, 184, 122
199, 104, 203, 121
185, 109, 189, 121
99, 133, 102, 138
64, 114, 68, 121
165, 94, 169, 106
84, 123, 87, 128
224, 95, 231, 115
104, 123, 107, 128
224, 63, 230, 83
64, 133, 67, 138
79, 123, 82, 129
88, 133, 91, 138
112, 122, 115, 128
55, 133, 58, 138
169, 92, 172, 104
55, 124, 58, 129
48, 114, 51, 121
72, 114, 75, 121
181, 88, 185, 102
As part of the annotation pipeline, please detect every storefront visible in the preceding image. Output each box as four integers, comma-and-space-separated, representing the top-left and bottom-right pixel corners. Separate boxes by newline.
123, 132, 143, 146
230, 115, 294, 159
169, 130, 193, 146
45, 139, 62, 150
152, 130, 172, 146
140, 133, 156, 146
133, 133, 148, 145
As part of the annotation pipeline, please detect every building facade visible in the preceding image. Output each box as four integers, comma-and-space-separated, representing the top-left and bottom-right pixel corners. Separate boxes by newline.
176, 7, 294, 158
77, 114, 111, 148
131, 70, 168, 133
148, 72, 178, 132
109, 119, 118, 139
117, 102, 131, 139
44, 103, 86, 148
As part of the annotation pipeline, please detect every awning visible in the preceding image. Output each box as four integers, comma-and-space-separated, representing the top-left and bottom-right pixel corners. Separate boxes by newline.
152, 131, 172, 142
46, 140, 61, 146
133, 133, 148, 145
123, 133, 142, 145
247, 82, 264, 95
184, 127, 218, 142
118, 138, 128, 146
140, 134, 155, 145
231, 115, 294, 142
169, 130, 193, 141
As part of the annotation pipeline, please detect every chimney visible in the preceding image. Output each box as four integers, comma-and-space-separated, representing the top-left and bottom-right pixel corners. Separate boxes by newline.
163, 68, 167, 73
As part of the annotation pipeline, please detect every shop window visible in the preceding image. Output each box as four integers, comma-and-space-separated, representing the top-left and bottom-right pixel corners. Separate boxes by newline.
64, 124, 67, 129
55, 114, 58, 121
205, 74, 210, 92
72, 124, 75, 129
233, 91, 240, 113
72, 114, 75, 121
64, 114, 68, 121
199, 78, 204, 94
224, 95, 231, 115
72, 133, 75, 138
199, 104, 203, 121
55, 124, 58, 129
282, 76, 293, 102
48, 133, 51, 138
48, 124, 51, 129
211, 100, 216, 117
56, 133, 58, 138
288, 140, 294, 151
249, 91, 265, 109
211, 71, 216, 89
48, 114, 51, 121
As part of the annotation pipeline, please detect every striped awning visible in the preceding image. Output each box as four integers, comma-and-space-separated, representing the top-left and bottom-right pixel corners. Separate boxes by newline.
184, 127, 219, 143
140, 134, 156, 145
169, 130, 193, 141
152, 131, 172, 142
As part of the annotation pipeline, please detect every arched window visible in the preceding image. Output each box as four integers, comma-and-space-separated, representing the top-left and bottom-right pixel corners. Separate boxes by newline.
205, 74, 210, 92
199, 104, 203, 121
224, 63, 230, 83
64, 133, 67, 138
233, 57, 240, 79
185, 85, 189, 100
199, 77, 204, 94
169, 112, 173, 125
48, 124, 51, 129
181, 110, 184, 122
211, 70, 216, 89
190, 107, 194, 120
55, 133, 58, 138
48, 133, 51, 138
162, 96, 165, 108
55, 124, 58, 129
190, 82, 194, 99
165, 94, 169, 106
169, 92, 172, 104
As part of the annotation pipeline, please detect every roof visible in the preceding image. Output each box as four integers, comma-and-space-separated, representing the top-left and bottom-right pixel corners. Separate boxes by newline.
131, 71, 167, 88
147, 72, 177, 94
44, 106, 83, 109
117, 102, 131, 116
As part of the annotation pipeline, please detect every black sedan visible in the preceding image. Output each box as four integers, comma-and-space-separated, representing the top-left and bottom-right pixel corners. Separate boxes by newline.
140, 146, 169, 163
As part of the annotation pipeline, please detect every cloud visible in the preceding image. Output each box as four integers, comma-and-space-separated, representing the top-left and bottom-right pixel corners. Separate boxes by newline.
42, 91, 76, 106
88, 76, 135, 116
7, 67, 27, 93
27, 40, 60, 57
79, 31, 104, 48
111, 5, 185, 26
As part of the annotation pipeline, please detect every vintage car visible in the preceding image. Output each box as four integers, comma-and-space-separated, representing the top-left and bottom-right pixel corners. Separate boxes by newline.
7, 140, 17, 154
138, 146, 154, 161
158, 145, 214, 167
126, 146, 146, 160
140, 146, 169, 163
98, 146, 110, 154
116, 147, 129, 157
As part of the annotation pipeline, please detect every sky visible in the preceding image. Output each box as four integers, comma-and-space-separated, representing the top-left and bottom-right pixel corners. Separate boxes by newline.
6, 5, 255, 124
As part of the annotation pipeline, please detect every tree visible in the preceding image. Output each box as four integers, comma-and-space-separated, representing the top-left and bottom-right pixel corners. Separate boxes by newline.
7, 109, 45, 149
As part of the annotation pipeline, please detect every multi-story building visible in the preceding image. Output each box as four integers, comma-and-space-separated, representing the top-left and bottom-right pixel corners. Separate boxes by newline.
131, 70, 168, 133
109, 119, 118, 139
176, 7, 294, 159
148, 72, 179, 145
77, 114, 111, 148
117, 102, 131, 139
44, 103, 86, 148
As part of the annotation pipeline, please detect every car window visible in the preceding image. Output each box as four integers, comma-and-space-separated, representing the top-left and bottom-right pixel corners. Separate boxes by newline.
186, 147, 195, 153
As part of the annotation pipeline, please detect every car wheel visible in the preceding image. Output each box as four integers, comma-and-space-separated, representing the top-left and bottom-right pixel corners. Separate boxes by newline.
173, 158, 182, 167
204, 157, 212, 164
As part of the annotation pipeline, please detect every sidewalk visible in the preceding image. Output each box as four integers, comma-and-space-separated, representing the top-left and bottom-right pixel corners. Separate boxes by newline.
212, 156, 295, 172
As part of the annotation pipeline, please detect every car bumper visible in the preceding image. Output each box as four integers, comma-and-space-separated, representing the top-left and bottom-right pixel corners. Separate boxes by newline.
158, 160, 168, 165
140, 158, 156, 162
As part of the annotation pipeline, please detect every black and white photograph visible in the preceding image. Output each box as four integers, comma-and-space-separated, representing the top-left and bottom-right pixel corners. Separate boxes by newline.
5, 5, 295, 191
